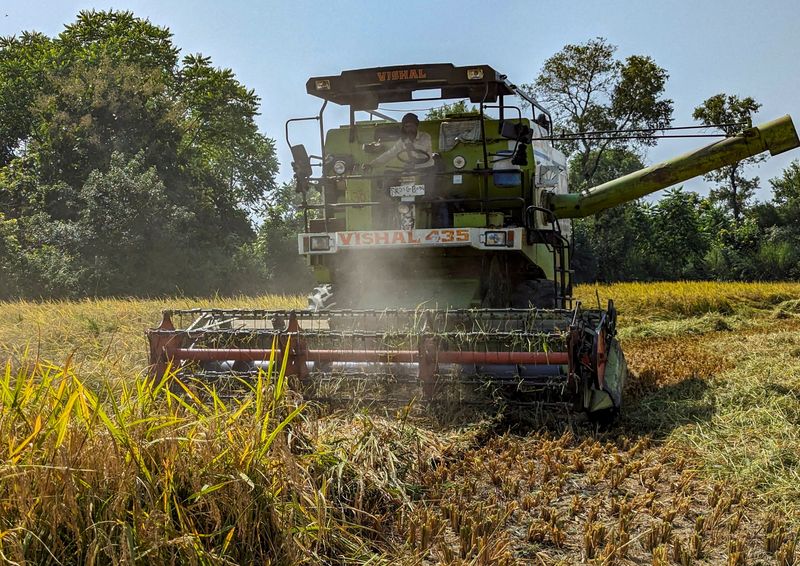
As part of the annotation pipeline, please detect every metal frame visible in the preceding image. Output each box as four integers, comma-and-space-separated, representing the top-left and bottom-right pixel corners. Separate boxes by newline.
148, 306, 577, 398
145, 302, 621, 411
284, 64, 570, 310
285, 64, 554, 207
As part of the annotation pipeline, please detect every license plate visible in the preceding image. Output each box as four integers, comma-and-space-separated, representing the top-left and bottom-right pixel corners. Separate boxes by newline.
389, 184, 425, 197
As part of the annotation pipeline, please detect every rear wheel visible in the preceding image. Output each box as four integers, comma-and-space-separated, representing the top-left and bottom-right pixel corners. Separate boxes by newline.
481, 255, 512, 307
511, 279, 557, 309
587, 407, 618, 428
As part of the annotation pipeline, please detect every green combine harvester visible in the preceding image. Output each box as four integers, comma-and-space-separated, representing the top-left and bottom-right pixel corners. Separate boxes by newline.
148, 64, 800, 420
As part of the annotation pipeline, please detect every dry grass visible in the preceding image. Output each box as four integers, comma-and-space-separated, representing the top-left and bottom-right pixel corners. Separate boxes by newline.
1, 282, 800, 564
0, 295, 305, 387
576, 280, 800, 320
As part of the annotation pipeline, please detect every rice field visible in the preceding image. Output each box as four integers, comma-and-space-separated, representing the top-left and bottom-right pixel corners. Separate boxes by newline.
1, 282, 800, 564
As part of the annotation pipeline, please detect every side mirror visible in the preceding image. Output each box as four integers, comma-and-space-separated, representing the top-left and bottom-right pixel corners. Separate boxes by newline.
291, 144, 313, 179
511, 143, 528, 166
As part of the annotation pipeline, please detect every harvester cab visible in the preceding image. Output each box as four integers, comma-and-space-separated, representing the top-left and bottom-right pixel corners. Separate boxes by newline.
290, 64, 572, 311
148, 63, 800, 421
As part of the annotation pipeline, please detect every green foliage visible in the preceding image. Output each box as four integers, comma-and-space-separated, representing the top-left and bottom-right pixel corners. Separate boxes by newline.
524, 37, 673, 187
540, 44, 800, 284
179, 53, 277, 211
72, 152, 186, 294
58, 9, 179, 70
571, 149, 650, 281
425, 100, 478, 120
567, 147, 644, 192
5, 154, 184, 297
0, 212, 21, 295
253, 182, 314, 294
769, 159, 800, 224
693, 94, 763, 223
0, 32, 55, 167
648, 188, 709, 279
0, 10, 279, 298
530, 39, 678, 284
692, 93, 759, 134
573, 186, 755, 283
32, 55, 177, 198
755, 236, 800, 278
573, 200, 652, 282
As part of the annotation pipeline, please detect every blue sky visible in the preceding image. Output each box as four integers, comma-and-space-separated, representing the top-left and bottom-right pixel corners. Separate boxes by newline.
3, 0, 800, 199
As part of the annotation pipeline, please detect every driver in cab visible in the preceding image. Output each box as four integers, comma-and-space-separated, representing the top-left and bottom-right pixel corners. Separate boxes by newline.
366, 112, 449, 227
369, 112, 434, 169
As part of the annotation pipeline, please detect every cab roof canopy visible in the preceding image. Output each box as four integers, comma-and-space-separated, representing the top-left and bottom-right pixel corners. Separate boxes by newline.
306, 63, 530, 110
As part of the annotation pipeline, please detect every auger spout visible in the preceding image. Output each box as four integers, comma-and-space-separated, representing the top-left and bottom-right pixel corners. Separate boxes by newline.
545, 115, 800, 219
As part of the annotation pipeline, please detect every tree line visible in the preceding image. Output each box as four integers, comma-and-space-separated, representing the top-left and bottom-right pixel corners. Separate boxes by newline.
0, 10, 309, 298
1, 14, 798, 299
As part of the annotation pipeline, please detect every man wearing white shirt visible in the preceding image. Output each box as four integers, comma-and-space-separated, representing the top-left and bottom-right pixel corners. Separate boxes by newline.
369, 112, 449, 227
371, 113, 434, 169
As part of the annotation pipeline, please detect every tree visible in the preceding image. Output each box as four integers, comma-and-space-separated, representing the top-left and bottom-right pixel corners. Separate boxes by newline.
72, 152, 189, 295
738, 159, 800, 280
57, 9, 178, 71
425, 100, 478, 120
568, 148, 652, 282
30, 55, 178, 206
178, 53, 278, 212
566, 147, 645, 193
579, 200, 652, 282
648, 188, 709, 279
523, 38, 673, 189
0, 212, 21, 296
0, 10, 279, 297
769, 159, 800, 224
253, 182, 314, 294
0, 32, 55, 167
692, 94, 762, 224
525, 38, 673, 283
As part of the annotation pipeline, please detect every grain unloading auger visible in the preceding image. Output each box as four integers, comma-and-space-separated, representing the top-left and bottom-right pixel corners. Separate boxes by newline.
148, 64, 800, 419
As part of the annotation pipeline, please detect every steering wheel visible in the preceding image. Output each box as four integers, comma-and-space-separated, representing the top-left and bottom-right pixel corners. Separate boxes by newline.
396, 147, 431, 165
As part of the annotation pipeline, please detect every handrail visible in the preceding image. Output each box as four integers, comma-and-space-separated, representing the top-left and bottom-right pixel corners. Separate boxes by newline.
301, 196, 526, 211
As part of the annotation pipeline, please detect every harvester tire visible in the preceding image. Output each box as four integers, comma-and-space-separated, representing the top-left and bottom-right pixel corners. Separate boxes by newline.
511, 279, 557, 309
482, 255, 512, 307
587, 407, 618, 428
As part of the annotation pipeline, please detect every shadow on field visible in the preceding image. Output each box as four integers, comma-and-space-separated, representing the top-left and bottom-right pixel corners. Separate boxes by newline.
427, 368, 718, 439
296, 367, 717, 441
765, 382, 800, 401
617, 372, 714, 438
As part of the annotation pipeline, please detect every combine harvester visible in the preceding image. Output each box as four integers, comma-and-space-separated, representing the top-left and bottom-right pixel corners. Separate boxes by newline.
148, 64, 799, 420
